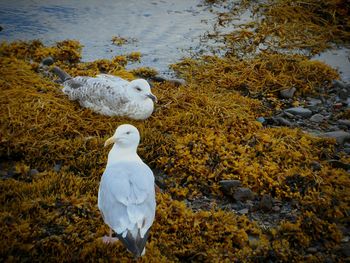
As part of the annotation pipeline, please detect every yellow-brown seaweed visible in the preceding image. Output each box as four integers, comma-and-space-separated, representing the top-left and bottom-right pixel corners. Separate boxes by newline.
1, 0, 350, 261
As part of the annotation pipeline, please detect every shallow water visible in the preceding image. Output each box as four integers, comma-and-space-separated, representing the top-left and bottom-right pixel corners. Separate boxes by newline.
1, 0, 349, 80
0, 0, 238, 74
312, 46, 350, 82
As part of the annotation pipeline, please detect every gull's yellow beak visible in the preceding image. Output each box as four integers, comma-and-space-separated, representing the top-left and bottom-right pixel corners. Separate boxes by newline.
104, 136, 115, 147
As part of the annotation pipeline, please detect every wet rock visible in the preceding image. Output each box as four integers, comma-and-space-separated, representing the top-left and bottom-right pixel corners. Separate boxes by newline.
259, 194, 273, 211
219, 180, 242, 190
41, 56, 54, 66
338, 88, 350, 100
280, 87, 296, 99
327, 160, 350, 170
234, 187, 254, 201
307, 97, 322, 107
310, 113, 324, 123
333, 79, 350, 90
285, 107, 312, 117
337, 119, 350, 127
237, 208, 249, 215
344, 148, 350, 155
256, 117, 266, 124
219, 180, 242, 196
245, 200, 254, 210
322, 131, 350, 145
272, 117, 294, 127
53, 163, 62, 172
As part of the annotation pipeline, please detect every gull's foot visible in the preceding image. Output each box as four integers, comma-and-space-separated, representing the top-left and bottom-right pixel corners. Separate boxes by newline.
101, 236, 118, 244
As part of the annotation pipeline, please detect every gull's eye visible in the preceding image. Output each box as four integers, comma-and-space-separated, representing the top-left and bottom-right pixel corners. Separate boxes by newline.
126, 131, 131, 135
135, 86, 142, 92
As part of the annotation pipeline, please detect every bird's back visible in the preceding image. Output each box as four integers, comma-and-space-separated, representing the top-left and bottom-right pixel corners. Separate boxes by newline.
98, 161, 156, 257
62, 75, 130, 115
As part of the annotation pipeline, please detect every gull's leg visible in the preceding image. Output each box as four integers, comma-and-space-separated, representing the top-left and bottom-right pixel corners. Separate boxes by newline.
102, 228, 118, 244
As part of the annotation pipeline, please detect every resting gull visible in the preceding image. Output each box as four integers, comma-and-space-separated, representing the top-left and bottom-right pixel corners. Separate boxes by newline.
52, 67, 157, 120
98, 124, 156, 257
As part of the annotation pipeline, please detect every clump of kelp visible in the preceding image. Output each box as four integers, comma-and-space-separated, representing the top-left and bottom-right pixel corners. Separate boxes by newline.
1, 2, 350, 262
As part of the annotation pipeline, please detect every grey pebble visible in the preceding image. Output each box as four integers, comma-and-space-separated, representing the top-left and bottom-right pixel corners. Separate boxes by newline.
280, 87, 296, 99
41, 56, 54, 66
307, 97, 322, 107
259, 194, 273, 211
310, 113, 324, 123
322, 131, 350, 145
337, 119, 350, 127
53, 163, 62, 172
234, 187, 254, 201
237, 208, 249, 215
256, 117, 266, 124
285, 107, 312, 117
272, 116, 294, 127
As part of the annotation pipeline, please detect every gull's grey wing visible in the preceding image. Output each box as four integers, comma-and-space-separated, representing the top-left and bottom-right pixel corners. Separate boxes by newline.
96, 74, 130, 87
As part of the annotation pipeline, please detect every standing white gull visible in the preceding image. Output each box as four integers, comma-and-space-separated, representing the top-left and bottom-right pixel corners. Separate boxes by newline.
98, 124, 156, 257
52, 67, 157, 120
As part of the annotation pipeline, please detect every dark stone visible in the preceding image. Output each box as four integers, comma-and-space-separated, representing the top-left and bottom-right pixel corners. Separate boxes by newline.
256, 117, 266, 124
41, 56, 54, 66
233, 187, 254, 201
53, 163, 62, 172
338, 88, 350, 100
307, 97, 322, 107
333, 80, 350, 90
322, 131, 350, 145
285, 107, 312, 117
272, 116, 294, 127
237, 208, 249, 215
337, 119, 350, 127
280, 87, 296, 99
310, 114, 324, 123
219, 180, 242, 196
259, 194, 273, 211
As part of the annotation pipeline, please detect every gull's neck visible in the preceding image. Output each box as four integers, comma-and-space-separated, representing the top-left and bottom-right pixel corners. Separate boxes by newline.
107, 143, 142, 166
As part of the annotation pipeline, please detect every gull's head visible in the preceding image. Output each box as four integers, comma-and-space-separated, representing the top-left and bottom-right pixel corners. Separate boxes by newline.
129, 79, 157, 103
104, 124, 140, 149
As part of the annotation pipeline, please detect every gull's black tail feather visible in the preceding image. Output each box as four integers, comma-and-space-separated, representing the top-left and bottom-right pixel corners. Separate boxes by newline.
116, 228, 150, 258
51, 66, 72, 83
